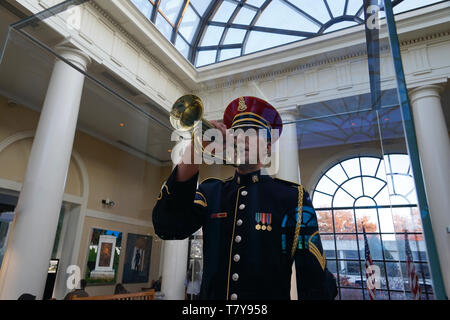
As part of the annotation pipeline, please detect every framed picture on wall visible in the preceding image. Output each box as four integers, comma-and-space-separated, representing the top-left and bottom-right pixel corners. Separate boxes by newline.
122, 233, 152, 284
85, 228, 122, 285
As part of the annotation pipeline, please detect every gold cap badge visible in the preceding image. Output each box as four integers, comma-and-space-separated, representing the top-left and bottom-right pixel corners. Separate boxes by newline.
238, 97, 247, 112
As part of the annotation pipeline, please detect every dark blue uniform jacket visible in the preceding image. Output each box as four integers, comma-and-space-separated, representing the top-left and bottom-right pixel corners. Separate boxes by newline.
152, 166, 337, 300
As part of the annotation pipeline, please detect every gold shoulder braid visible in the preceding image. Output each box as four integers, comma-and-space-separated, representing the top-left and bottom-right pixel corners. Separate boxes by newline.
291, 186, 303, 258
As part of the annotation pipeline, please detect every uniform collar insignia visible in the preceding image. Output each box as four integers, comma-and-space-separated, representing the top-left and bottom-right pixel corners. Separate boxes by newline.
234, 169, 265, 185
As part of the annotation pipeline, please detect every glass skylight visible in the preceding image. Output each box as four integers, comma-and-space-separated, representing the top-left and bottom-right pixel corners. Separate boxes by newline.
130, 0, 444, 68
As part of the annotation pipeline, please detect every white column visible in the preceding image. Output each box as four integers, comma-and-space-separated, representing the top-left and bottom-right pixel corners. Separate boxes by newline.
0, 46, 90, 300
275, 110, 301, 300
160, 161, 189, 300
275, 111, 301, 184
409, 84, 450, 297
160, 239, 189, 300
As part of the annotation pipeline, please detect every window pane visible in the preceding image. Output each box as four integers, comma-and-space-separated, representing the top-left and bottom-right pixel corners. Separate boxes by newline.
255, 0, 319, 33
376, 158, 388, 181
354, 196, 376, 207
245, 31, 303, 54
373, 183, 390, 205
385, 262, 406, 291
190, 0, 210, 15
315, 175, 338, 195
288, 0, 330, 24
223, 28, 247, 45
131, 0, 153, 18
159, 0, 184, 24
359, 234, 383, 260
326, 163, 348, 185
346, 0, 363, 16
196, 50, 216, 67
321, 234, 335, 258
392, 175, 415, 199
212, 1, 236, 23
175, 35, 189, 58
246, 0, 266, 7
326, 0, 346, 17
219, 48, 241, 61
340, 287, 363, 300
360, 157, 381, 177
155, 13, 173, 39
391, 206, 422, 233
400, 262, 433, 297
312, 191, 332, 208
389, 291, 407, 300
388, 154, 411, 175
363, 288, 389, 300
361, 260, 388, 290
341, 158, 361, 178
179, 6, 200, 43
333, 188, 354, 207
341, 177, 363, 199
233, 6, 256, 25
393, 0, 442, 15
382, 233, 400, 261
336, 234, 358, 254
388, 194, 409, 206
362, 176, 385, 198
378, 208, 395, 234
200, 25, 224, 46
338, 261, 362, 287
334, 210, 355, 233
326, 259, 337, 275
355, 207, 379, 233
316, 210, 333, 233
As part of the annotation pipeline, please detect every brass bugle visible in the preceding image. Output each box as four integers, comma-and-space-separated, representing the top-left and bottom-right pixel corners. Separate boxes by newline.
170, 95, 237, 165
170, 94, 213, 133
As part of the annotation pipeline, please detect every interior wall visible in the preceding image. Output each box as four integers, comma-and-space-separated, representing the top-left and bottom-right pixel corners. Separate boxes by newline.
77, 216, 162, 296
0, 96, 83, 195
0, 94, 170, 296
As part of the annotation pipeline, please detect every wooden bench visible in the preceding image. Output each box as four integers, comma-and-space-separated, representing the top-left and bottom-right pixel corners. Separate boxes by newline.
71, 289, 155, 300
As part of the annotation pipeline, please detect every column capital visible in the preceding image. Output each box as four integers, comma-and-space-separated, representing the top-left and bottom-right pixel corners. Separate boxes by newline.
278, 109, 298, 122
409, 84, 445, 105
54, 45, 91, 72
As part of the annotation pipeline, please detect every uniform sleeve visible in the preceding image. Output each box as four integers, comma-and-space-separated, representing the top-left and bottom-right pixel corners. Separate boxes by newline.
293, 189, 338, 300
152, 165, 207, 240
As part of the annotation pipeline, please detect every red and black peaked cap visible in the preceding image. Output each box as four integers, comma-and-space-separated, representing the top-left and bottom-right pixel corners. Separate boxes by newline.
223, 96, 283, 140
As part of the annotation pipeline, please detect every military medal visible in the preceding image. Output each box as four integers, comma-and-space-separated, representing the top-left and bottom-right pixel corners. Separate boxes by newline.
261, 213, 267, 230
267, 214, 272, 231
255, 213, 261, 230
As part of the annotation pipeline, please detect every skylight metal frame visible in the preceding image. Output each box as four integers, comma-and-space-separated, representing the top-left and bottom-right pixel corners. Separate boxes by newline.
132, 0, 415, 67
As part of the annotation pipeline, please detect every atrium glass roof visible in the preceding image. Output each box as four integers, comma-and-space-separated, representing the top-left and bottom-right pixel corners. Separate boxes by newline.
130, 0, 444, 68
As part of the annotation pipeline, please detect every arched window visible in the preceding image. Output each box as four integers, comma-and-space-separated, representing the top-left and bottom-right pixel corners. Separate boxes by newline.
312, 154, 433, 300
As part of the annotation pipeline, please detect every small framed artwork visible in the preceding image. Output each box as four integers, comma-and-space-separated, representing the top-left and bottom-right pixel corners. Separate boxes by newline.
122, 233, 152, 284
85, 228, 122, 285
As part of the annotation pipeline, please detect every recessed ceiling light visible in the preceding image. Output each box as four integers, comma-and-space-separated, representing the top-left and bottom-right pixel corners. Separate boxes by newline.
120, 123, 125, 127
